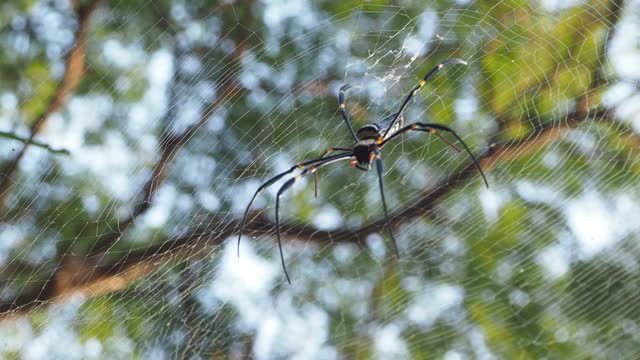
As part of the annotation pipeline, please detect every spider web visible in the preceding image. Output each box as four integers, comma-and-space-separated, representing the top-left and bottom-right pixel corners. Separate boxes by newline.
1, 0, 640, 358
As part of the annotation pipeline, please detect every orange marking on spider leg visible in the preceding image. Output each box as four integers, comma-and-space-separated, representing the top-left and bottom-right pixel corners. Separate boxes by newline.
376, 138, 384, 145
297, 164, 305, 169
350, 159, 357, 167
411, 124, 418, 129
433, 131, 462, 153
369, 152, 375, 162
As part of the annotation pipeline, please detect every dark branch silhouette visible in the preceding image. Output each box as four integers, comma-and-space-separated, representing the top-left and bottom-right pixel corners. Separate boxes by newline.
0, 105, 624, 320
0, 131, 70, 155
88, 25, 250, 255
0, 0, 101, 213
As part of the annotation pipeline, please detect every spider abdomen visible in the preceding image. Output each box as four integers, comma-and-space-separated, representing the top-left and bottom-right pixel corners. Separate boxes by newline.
353, 140, 376, 169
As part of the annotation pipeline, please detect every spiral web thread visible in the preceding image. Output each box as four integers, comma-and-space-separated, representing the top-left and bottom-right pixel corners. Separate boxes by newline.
1, 0, 639, 358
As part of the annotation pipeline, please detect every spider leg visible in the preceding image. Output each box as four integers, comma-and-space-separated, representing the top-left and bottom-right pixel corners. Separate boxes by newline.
421, 130, 461, 153
314, 146, 352, 198
274, 153, 353, 284
381, 122, 489, 188
381, 59, 468, 139
373, 147, 400, 258
238, 153, 352, 258
338, 84, 359, 143
276, 177, 296, 284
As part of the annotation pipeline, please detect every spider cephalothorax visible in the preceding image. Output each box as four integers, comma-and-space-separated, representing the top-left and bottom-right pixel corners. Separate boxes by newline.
238, 58, 489, 283
352, 115, 403, 169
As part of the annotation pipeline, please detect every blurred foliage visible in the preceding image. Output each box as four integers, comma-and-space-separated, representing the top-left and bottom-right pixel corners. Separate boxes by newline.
0, 0, 638, 358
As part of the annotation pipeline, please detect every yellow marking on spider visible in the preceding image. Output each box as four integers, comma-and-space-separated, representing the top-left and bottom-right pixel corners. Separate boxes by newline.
376, 138, 384, 145
418, 80, 426, 87
297, 164, 305, 169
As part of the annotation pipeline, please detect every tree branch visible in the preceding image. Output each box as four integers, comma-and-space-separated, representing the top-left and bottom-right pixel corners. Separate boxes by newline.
0, 131, 70, 155
1, 106, 625, 320
88, 23, 249, 255
0, 0, 101, 212
0, 214, 360, 319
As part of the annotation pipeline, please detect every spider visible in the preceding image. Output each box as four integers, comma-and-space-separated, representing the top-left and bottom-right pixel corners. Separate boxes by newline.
237, 58, 488, 284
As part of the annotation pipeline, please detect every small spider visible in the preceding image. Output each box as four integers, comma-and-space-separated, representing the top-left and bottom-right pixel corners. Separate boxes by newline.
238, 58, 488, 283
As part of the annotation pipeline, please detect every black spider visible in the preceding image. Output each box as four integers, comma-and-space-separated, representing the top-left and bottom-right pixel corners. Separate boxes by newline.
238, 58, 488, 283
